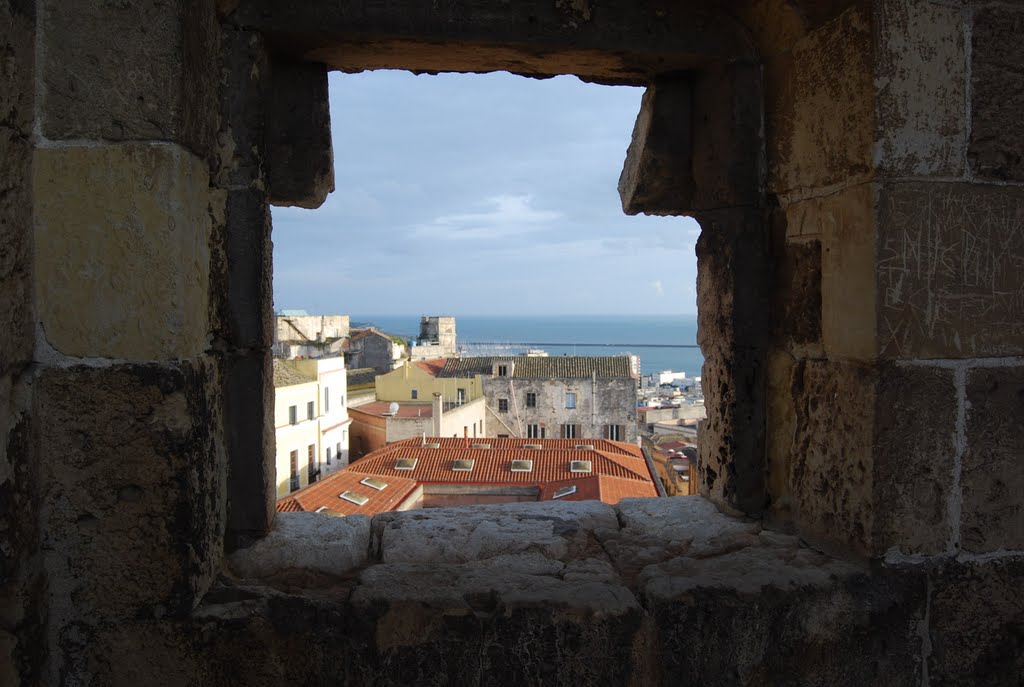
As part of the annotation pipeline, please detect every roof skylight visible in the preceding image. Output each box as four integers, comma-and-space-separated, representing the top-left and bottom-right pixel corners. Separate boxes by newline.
574, 444, 596, 450
360, 477, 388, 491
470, 443, 491, 449
510, 459, 534, 472
452, 459, 475, 472
395, 458, 417, 470
553, 485, 577, 499
522, 444, 542, 450
570, 460, 593, 473
339, 491, 369, 506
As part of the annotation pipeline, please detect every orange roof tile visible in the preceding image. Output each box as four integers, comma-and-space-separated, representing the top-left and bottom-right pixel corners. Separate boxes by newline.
413, 358, 448, 377
277, 470, 419, 516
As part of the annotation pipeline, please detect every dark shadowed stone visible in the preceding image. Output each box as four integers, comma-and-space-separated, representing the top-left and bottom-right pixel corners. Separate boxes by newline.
962, 366, 1024, 553
970, 6, 1024, 182
224, 350, 275, 549
774, 239, 822, 348
35, 361, 224, 624
39, 0, 220, 160
877, 182, 1024, 359
929, 557, 1024, 686
266, 61, 334, 209
618, 76, 694, 216
872, 364, 956, 556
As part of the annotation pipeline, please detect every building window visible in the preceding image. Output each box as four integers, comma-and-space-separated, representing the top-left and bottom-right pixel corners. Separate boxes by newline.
411, 389, 418, 400
307, 444, 318, 483
605, 424, 623, 441
497, 364, 508, 377
457, 388, 466, 404
527, 424, 545, 439
307, 401, 315, 420
498, 398, 509, 413
288, 405, 297, 425
526, 392, 536, 408
498, 434, 509, 438
326, 446, 332, 465
289, 450, 299, 491
561, 423, 579, 439
565, 392, 577, 409
324, 387, 330, 412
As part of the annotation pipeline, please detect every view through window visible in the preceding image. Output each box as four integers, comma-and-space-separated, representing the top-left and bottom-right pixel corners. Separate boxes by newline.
270, 70, 704, 512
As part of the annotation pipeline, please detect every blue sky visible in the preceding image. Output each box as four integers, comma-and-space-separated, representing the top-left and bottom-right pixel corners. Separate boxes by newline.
271, 70, 700, 316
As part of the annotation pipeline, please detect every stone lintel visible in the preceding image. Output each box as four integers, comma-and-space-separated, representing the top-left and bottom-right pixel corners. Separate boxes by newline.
618, 75, 694, 217
266, 61, 334, 209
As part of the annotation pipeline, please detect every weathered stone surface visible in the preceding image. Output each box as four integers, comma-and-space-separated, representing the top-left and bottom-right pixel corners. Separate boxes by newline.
696, 209, 770, 516
224, 350, 275, 549
766, 4, 872, 192
266, 61, 334, 209
877, 182, 1024, 359
765, 349, 797, 521
230, 512, 370, 578
874, 0, 965, 178
691, 61, 763, 210
649, 564, 926, 687
872, 364, 956, 555
789, 359, 875, 555
783, 183, 876, 360
373, 500, 617, 565
209, 188, 273, 351
929, 557, 1024, 686
39, 0, 220, 159
962, 366, 1024, 553
618, 76, 694, 216
213, 27, 269, 190
33, 144, 211, 360
36, 361, 224, 623
970, 6, 1024, 182
0, 6, 34, 375
774, 238, 822, 348
234, 1, 752, 83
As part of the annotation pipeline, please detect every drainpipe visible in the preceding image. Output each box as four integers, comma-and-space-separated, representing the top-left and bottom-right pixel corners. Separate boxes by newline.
432, 392, 442, 436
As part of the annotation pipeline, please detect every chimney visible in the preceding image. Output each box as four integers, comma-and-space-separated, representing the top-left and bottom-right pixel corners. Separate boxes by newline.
463, 426, 469, 448
432, 392, 442, 436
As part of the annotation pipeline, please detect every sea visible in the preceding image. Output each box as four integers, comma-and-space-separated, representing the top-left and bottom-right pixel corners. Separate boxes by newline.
350, 314, 704, 378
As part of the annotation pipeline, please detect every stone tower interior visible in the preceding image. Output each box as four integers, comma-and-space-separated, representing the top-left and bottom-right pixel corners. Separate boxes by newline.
2, 1, 1023, 684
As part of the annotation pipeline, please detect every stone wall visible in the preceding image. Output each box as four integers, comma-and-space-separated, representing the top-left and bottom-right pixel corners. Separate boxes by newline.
2, 0, 1023, 684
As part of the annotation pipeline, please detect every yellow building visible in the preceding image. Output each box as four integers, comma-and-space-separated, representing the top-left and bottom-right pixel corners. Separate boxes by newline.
375, 359, 483, 406
274, 357, 351, 498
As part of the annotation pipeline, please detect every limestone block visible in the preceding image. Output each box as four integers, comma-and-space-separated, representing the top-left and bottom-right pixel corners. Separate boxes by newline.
774, 238, 822, 348
39, 0, 219, 160
0, 2, 34, 136
765, 349, 797, 519
929, 557, 1024, 686
36, 361, 224, 622
783, 183, 876, 360
373, 500, 618, 565
874, 0, 966, 178
214, 27, 268, 190
877, 182, 1024, 359
766, 4, 873, 193
618, 77, 694, 216
615, 496, 759, 549
961, 366, 1024, 553
872, 364, 956, 555
33, 144, 211, 360
224, 350, 275, 549
266, 61, 334, 209
229, 512, 371, 578
0, 129, 33, 373
789, 359, 876, 555
969, 6, 1024, 182
647, 565, 926, 687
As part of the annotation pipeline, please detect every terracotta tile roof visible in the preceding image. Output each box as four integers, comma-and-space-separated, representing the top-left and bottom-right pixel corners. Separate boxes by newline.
438, 356, 635, 380
279, 437, 657, 517
350, 402, 433, 419
413, 358, 448, 377
276, 470, 418, 516
273, 359, 317, 387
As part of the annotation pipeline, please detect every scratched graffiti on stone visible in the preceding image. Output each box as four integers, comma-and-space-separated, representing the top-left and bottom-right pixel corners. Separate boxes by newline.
878, 183, 1024, 358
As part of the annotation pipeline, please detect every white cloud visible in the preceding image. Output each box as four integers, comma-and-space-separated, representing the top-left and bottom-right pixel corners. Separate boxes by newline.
408, 194, 561, 241
652, 279, 665, 296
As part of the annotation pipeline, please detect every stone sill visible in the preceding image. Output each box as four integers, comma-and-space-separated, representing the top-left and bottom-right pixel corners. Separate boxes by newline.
226, 497, 859, 612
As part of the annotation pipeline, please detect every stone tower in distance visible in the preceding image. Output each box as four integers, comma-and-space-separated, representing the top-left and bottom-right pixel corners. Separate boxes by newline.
419, 316, 457, 357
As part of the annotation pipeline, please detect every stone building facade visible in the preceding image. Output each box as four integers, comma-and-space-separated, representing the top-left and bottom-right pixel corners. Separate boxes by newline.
409, 315, 458, 361
437, 356, 640, 442
3, 1, 1024, 685
344, 328, 404, 374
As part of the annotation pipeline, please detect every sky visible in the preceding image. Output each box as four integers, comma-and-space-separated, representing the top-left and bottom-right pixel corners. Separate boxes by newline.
271, 70, 701, 316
